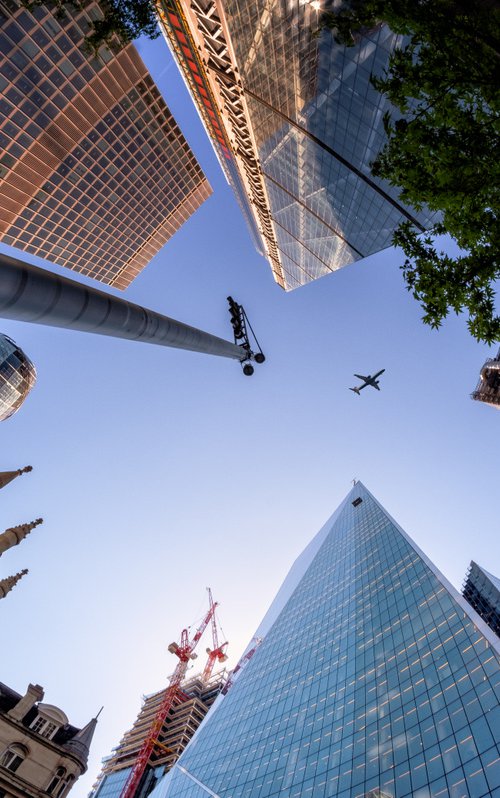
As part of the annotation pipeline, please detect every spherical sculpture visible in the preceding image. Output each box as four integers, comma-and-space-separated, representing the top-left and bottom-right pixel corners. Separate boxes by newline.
0, 334, 36, 422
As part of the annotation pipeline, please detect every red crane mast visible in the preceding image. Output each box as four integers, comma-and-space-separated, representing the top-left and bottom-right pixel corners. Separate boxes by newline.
202, 591, 228, 682
119, 591, 219, 798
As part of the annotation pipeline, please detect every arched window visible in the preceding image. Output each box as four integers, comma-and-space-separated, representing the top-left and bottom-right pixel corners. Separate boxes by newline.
47, 768, 75, 798
0, 743, 29, 772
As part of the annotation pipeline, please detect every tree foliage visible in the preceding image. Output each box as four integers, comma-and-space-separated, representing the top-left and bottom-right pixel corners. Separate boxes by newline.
320, 1, 500, 342
22, 0, 159, 50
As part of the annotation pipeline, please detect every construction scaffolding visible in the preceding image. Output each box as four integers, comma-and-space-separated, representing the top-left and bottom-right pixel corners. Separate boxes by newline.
90, 671, 227, 798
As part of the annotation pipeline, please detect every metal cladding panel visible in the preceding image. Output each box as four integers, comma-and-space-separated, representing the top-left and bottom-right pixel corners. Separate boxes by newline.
151, 483, 500, 797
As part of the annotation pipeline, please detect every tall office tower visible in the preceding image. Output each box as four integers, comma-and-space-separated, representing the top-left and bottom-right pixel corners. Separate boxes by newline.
0, 1, 211, 289
0, 333, 36, 421
0, 681, 97, 798
157, 2, 436, 290
151, 483, 500, 798
463, 562, 500, 639
472, 349, 500, 409
90, 672, 226, 798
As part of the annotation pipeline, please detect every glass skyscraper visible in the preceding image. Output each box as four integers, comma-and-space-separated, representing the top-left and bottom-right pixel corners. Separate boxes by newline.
463, 562, 500, 639
158, 1, 436, 289
0, 332, 36, 421
150, 483, 500, 798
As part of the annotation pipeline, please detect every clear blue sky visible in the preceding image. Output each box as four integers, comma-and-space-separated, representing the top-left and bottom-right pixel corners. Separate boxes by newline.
1, 35, 498, 798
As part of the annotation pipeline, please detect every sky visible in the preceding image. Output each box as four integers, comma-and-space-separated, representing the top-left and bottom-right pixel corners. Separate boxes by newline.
1, 32, 499, 798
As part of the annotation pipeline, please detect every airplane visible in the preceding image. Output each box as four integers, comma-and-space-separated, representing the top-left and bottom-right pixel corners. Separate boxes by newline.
350, 369, 385, 395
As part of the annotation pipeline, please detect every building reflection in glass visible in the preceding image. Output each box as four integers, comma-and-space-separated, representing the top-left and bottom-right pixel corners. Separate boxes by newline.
0, 333, 36, 421
159, 0, 437, 290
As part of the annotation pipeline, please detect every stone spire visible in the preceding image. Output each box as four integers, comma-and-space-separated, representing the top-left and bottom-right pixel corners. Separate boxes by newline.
0, 569, 28, 599
0, 518, 43, 556
0, 466, 33, 490
63, 716, 99, 768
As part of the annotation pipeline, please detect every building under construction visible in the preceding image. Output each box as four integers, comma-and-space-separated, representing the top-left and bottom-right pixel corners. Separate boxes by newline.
91, 589, 228, 798
90, 670, 227, 798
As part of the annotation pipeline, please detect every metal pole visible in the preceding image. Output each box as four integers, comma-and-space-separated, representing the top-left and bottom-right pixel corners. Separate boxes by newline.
0, 253, 248, 361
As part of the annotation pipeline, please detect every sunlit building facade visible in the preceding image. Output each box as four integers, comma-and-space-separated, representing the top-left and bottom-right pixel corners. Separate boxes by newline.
0, 332, 36, 421
158, 1, 436, 290
0, 0, 211, 289
0, 681, 96, 798
151, 483, 500, 798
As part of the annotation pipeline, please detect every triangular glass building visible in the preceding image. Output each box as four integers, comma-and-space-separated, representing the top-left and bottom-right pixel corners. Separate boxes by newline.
152, 483, 500, 798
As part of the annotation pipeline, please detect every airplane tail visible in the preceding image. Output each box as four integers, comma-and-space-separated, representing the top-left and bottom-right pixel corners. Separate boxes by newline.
349, 387, 361, 395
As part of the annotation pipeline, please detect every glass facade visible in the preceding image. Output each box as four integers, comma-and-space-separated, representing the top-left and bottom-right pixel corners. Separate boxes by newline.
159, 1, 437, 290
0, 0, 211, 289
463, 562, 500, 639
0, 332, 36, 421
150, 483, 500, 798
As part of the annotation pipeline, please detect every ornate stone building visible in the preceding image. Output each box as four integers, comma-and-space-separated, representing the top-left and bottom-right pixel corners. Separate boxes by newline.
0, 682, 97, 798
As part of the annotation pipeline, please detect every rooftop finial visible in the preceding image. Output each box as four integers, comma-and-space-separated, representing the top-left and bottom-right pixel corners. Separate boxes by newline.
0, 519, 43, 557
0, 467, 32, 490
0, 569, 28, 599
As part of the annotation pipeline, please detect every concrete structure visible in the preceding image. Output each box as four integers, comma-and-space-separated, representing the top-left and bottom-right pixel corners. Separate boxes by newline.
0, 0, 211, 289
150, 482, 500, 798
157, 1, 436, 290
472, 349, 500, 409
0, 333, 36, 422
0, 681, 96, 798
463, 561, 500, 639
90, 672, 227, 798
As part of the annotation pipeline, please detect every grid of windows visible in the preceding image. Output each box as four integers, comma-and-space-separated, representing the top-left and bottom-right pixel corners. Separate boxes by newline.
93, 768, 131, 798
160, 0, 437, 290
153, 484, 500, 798
220, 1, 436, 289
0, 0, 211, 288
463, 562, 500, 639
0, 332, 36, 421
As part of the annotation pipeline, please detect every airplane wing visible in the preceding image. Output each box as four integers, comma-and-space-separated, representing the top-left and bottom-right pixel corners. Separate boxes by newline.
354, 374, 369, 381
373, 383, 381, 390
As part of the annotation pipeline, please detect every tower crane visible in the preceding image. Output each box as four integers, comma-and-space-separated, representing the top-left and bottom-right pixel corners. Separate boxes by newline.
119, 590, 219, 798
202, 593, 228, 682
222, 637, 263, 695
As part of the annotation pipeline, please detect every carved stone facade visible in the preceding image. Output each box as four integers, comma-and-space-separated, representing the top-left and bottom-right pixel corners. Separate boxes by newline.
0, 682, 96, 798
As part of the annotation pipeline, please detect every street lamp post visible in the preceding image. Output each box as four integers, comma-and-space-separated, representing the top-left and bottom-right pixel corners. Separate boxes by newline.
0, 253, 252, 364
